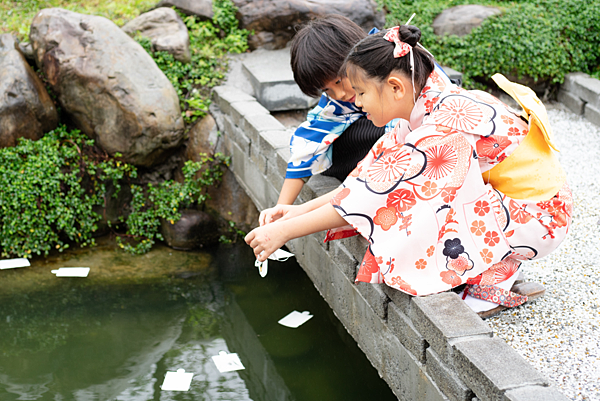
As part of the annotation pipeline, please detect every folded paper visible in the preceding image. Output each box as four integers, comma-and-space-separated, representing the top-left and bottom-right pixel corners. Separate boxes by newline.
278, 310, 313, 328
161, 369, 194, 391
51, 267, 90, 277
212, 351, 245, 373
255, 248, 294, 277
0, 258, 30, 270
255, 258, 268, 277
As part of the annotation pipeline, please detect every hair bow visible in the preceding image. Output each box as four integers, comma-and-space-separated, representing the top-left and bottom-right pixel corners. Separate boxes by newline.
383, 25, 417, 105
383, 27, 412, 58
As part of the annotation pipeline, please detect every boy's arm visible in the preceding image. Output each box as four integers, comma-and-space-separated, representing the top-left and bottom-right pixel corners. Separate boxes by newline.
277, 178, 305, 205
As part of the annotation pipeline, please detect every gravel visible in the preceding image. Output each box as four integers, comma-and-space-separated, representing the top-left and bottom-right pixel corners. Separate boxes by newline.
488, 102, 600, 401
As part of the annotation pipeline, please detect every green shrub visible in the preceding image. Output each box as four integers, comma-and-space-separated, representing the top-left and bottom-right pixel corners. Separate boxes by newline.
379, 0, 600, 87
0, 126, 229, 257
0, 126, 135, 258
137, 0, 249, 124
117, 153, 230, 254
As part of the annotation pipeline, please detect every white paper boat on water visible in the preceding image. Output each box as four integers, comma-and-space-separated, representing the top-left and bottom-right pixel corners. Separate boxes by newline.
211, 351, 245, 373
0, 258, 30, 270
161, 369, 194, 391
278, 310, 313, 328
51, 267, 90, 277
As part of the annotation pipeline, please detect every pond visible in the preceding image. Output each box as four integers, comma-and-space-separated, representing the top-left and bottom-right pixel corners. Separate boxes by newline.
0, 238, 397, 401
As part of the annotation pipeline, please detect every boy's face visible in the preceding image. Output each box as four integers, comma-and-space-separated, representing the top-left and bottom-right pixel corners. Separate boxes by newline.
321, 77, 356, 103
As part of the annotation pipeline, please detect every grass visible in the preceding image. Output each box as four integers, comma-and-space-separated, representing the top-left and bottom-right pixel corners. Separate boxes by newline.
0, 0, 155, 39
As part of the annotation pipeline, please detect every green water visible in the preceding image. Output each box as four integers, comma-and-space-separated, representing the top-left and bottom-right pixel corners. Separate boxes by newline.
0, 239, 397, 401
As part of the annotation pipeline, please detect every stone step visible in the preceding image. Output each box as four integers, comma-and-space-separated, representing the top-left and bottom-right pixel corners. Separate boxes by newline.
440, 65, 463, 87
242, 48, 318, 112
241, 48, 465, 112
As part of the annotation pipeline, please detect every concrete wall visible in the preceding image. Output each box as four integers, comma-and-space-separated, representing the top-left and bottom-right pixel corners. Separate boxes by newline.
558, 72, 600, 127
209, 85, 569, 401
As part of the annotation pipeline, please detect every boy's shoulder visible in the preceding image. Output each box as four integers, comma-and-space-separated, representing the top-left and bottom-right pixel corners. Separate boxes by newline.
308, 95, 362, 120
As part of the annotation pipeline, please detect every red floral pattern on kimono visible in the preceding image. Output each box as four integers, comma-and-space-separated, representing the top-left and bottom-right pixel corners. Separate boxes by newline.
327, 66, 573, 296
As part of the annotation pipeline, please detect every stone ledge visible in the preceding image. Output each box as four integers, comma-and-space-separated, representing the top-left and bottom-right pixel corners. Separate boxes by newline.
303, 174, 340, 200
502, 385, 570, 401
411, 292, 493, 364
212, 85, 256, 116
426, 347, 474, 401
242, 113, 286, 142
561, 72, 600, 109
329, 240, 358, 281
559, 72, 600, 127
584, 103, 600, 127
388, 302, 427, 363
453, 337, 549, 401
557, 90, 585, 116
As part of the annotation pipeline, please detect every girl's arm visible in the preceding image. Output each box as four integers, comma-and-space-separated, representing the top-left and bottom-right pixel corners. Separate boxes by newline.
247, 202, 347, 261
260, 187, 343, 226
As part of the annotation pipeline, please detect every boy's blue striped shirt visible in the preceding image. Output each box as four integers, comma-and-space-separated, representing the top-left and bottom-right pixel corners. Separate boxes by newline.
286, 94, 397, 179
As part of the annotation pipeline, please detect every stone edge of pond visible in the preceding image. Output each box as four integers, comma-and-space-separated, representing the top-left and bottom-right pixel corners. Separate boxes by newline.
209, 84, 572, 401
558, 72, 600, 128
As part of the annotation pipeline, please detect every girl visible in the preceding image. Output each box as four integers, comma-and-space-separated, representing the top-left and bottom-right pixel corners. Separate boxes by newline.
246, 25, 572, 316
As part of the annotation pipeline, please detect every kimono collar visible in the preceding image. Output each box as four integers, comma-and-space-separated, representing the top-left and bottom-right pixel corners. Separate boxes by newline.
409, 64, 452, 130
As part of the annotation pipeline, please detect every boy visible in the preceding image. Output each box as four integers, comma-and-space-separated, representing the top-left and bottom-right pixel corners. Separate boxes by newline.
277, 15, 394, 205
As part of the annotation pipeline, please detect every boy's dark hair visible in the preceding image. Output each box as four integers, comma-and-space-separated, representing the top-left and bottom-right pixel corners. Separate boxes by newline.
290, 15, 366, 98
343, 25, 435, 94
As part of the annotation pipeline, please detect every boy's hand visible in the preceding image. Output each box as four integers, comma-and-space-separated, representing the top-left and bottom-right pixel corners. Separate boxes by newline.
245, 222, 289, 262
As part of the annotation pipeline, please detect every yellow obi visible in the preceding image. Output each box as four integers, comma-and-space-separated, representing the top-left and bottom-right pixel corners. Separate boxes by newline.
482, 74, 566, 201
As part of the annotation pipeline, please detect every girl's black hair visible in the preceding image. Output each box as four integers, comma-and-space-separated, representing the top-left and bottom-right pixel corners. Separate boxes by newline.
343, 25, 435, 94
290, 15, 366, 98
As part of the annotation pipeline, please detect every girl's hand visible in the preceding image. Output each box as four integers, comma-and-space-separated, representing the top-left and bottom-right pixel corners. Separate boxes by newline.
245, 222, 289, 262
261, 187, 343, 226
259, 204, 303, 226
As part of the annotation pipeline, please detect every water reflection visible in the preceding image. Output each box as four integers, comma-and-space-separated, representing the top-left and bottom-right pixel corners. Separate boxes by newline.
0, 239, 396, 401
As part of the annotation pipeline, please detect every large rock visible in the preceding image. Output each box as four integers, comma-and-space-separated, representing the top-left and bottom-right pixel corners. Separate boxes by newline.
0, 34, 58, 148
185, 113, 217, 161
155, 0, 213, 19
432, 5, 502, 37
185, 113, 260, 232
29, 8, 185, 167
17, 41, 36, 65
122, 7, 191, 64
161, 209, 219, 250
206, 167, 260, 232
232, 0, 386, 50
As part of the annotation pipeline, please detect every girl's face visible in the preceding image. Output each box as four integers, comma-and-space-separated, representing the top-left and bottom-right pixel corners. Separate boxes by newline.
351, 75, 396, 127
321, 77, 356, 103
349, 67, 414, 126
